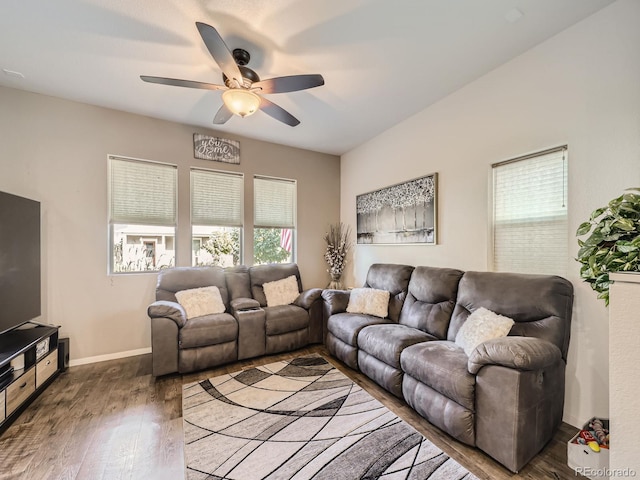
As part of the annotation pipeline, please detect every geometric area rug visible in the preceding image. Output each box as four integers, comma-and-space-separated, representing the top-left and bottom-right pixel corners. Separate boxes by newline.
183, 355, 479, 480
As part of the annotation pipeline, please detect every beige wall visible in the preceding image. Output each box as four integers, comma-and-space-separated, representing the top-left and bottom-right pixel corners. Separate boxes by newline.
0, 86, 340, 362
341, 0, 640, 427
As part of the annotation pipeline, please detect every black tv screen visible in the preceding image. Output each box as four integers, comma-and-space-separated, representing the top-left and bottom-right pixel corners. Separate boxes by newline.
0, 191, 41, 335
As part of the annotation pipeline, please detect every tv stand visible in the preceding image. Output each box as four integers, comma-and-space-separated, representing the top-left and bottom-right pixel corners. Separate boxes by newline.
0, 323, 60, 433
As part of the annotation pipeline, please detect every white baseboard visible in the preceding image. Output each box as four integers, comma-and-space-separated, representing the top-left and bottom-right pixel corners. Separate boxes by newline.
563, 414, 582, 429
69, 347, 152, 367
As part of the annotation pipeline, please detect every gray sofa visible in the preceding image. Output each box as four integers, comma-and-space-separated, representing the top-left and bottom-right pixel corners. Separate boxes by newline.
148, 263, 322, 376
323, 263, 573, 472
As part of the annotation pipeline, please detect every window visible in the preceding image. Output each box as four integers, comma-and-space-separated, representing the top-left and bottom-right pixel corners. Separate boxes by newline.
109, 156, 177, 273
254, 176, 296, 265
191, 168, 243, 267
492, 146, 568, 276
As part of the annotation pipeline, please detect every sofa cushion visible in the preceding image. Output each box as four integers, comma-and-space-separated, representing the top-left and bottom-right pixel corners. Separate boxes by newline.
363, 264, 414, 322
358, 324, 435, 368
326, 333, 359, 370
250, 263, 303, 307
263, 275, 300, 307
327, 312, 392, 346
156, 266, 229, 307
179, 313, 237, 349
346, 288, 390, 318
399, 266, 464, 338
455, 307, 514, 356
264, 305, 308, 336
175, 286, 226, 319
448, 271, 573, 360
358, 351, 404, 398
401, 341, 476, 411
402, 374, 475, 446
225, 264, 252, 299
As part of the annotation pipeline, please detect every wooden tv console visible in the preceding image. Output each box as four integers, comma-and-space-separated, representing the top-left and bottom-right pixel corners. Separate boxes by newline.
0, 323, 59, 433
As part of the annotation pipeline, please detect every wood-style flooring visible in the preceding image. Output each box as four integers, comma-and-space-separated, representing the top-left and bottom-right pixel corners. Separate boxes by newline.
0, 345, 584, 480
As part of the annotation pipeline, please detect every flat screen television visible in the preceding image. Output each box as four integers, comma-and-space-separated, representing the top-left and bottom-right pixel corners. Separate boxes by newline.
0, 191, 41, 335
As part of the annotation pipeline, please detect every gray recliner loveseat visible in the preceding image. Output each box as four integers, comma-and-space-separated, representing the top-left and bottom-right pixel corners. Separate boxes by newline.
148, 263, 322, 376
323, 263, 573, 472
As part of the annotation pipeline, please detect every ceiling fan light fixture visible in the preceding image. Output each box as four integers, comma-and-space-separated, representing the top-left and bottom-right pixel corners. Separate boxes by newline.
222, 88, 261, 118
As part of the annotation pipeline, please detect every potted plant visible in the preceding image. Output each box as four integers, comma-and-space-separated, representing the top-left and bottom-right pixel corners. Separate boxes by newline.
323, 222, 352, 289
576, 188, 640, 305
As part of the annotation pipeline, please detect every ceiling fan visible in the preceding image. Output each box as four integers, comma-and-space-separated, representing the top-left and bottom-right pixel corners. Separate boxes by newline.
141, 22, 325, 127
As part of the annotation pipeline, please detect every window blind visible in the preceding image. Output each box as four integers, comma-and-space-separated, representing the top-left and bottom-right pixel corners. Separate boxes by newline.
109, 156, 177, 226
254, 176, 296, 228
492, 147, 568, 276
191, 169, 243, 227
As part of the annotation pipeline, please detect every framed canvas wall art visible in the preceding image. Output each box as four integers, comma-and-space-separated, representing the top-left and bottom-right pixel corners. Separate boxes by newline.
356, 173, 437, 245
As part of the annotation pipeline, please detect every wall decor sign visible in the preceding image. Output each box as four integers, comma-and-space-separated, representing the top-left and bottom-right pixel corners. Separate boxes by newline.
193, 134, 240, 164
356, 173, 437, 245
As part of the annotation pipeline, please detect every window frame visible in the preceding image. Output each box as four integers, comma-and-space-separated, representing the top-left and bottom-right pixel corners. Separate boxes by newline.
489, 145, 568, 276
190, 167, 244, 267
253, 175, 297, 264
107, 155, 177, 275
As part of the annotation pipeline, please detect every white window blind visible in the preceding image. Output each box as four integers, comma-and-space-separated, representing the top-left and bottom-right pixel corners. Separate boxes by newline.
254, 176, 296, 228
492, 146, 568, 276
191, 169, 243, 226
109, 156, 177, 226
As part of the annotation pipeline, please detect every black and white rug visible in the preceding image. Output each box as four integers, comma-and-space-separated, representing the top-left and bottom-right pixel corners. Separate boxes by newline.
183, 355, 478, 480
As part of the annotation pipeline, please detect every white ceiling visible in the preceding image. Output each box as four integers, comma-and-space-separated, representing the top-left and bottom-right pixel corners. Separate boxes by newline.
0, 0, 614, 156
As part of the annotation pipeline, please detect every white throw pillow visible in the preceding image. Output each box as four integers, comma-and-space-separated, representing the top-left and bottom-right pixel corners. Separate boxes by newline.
175, 286, 225, 319
263, 275, 300, 307
346, 288, 390, 318
455, 307, 515, 356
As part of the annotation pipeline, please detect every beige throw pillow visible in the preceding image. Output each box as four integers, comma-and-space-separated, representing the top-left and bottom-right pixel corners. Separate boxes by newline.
455, 307, 515, 356
175, 286, 225, 319
346, 288, 390, 318
263, 275, 300, 307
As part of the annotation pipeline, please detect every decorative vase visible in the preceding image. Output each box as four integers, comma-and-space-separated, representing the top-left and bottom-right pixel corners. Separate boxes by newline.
328, 272, 344, 290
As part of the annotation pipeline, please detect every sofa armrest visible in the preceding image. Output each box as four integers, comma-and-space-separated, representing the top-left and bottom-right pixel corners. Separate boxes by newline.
294, 288, 323, 310
467, 337, 562, 375
235, 308, 266, 360
230, 297, 261, 313
150, 316, 179, 376
147, 300, 187, 328
321, 289, 351, 315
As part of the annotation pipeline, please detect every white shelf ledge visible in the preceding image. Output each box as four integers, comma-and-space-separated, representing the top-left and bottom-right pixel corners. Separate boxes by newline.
609, 272, 640, 284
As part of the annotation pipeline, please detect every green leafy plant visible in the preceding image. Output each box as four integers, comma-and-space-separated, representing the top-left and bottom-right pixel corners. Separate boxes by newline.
576, 188, 640, 305
253, 228, 290, 265
202, 229, 240, 266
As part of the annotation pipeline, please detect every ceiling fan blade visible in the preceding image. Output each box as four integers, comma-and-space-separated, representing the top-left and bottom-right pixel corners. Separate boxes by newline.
253, 74, 325, 94
213, 104, 233, 124
259, 97, 300, 127
140, 75, 227, 91
195, 22, 243, 87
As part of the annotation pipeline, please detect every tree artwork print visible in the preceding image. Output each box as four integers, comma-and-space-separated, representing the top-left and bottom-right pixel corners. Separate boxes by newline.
356, 173, 437, 244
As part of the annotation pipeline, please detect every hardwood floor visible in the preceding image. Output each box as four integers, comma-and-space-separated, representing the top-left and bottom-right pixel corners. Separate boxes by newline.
0, 346, 584, 480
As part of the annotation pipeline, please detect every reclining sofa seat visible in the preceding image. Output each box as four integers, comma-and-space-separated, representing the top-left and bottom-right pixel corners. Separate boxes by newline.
323, 263, 414, 370
148, 263, 322, 376
401, 270, 573, 472
322, 263, 573, 473
248, 263, 323, 354
149, 266, 236, 375
357, 266, 464, 398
